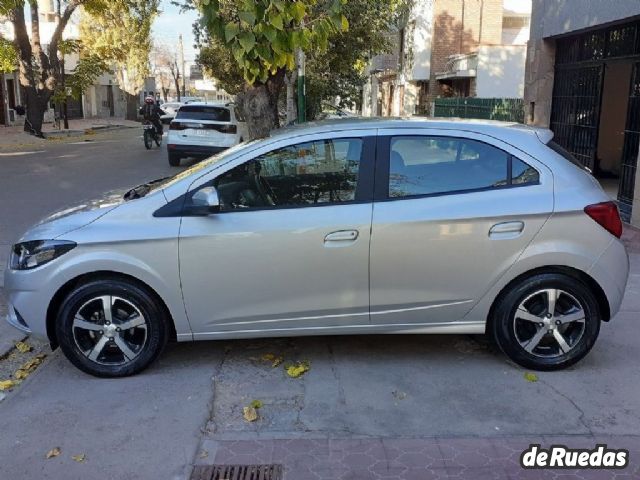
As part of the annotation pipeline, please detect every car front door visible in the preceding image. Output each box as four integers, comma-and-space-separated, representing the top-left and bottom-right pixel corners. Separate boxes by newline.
179, 131, 375, 338
369, 129, 554, 327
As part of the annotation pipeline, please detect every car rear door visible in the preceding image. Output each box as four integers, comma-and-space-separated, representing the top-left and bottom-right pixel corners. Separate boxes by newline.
178, 130, 376, 337
369, 128, 554, 326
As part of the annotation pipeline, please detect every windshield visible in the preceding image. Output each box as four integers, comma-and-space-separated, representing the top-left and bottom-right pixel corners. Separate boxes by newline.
176, 106, 231, 122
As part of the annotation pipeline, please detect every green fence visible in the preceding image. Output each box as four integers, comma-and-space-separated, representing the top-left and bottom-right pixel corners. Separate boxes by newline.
433, 97, 525, 123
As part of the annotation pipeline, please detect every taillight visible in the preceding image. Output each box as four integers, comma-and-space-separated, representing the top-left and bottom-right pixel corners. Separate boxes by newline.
584, 201, 623, 238
219, 124, 237, 134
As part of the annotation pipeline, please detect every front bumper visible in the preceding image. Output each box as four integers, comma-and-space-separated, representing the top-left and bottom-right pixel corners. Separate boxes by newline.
167, 144, 228, 158
5, 304, 32, 335
3, 267, 51, 340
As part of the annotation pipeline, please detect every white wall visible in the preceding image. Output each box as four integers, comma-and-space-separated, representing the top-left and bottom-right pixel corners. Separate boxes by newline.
407, 0, 434, 81
476, 45, 526, 98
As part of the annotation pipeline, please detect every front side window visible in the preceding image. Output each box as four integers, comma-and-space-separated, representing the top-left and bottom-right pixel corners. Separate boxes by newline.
388, 136, 538, 198
214, 138, 362, 210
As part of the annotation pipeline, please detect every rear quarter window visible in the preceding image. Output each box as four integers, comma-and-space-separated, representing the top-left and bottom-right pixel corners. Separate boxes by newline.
176, 106, 231, 122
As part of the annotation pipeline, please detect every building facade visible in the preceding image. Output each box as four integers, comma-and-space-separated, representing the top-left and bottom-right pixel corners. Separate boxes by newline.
524, 0, 640, 226
362, 0, 531, 117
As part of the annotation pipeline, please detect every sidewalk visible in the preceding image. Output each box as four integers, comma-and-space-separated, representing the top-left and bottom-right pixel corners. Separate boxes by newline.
0, 117, 139, 148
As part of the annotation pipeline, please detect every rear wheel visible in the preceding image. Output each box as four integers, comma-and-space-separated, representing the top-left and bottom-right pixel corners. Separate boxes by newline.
56, 278, 169, 377
143, 130, 153, 150
492, 273, 601, 371
168, 152, 180, 166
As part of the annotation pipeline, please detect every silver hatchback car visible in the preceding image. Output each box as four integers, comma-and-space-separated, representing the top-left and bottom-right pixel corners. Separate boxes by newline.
4, 119, 629, 377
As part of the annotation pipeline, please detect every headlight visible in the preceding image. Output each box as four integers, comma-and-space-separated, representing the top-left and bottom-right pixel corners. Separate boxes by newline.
9, 240, 77, 270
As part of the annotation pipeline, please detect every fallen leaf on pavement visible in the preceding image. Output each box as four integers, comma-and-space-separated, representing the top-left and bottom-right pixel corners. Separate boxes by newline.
15, 341, 32, 353
46, 447, 61, 459
71, 454, 86, 463
392, 390, 407, 400
198, 450, 208, 459
0, 380, 16, 391
285, 361, 310, 378
250, 399, 263, 409
243, 406, 258, 422
524, 372, 538, 382
261, 353, 284, 368
14, 354, 47, 381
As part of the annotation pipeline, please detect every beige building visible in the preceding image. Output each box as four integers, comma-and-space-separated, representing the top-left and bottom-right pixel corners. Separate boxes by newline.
362, 0, 531, 117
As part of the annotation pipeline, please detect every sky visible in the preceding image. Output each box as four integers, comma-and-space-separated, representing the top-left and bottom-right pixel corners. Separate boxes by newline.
152, 1, 199, 63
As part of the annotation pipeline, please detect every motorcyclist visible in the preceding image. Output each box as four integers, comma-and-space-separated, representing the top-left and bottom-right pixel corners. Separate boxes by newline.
139, 96, 165, 136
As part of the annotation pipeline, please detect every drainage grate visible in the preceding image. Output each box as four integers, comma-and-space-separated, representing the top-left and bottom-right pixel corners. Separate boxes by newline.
191, 464, 283, 480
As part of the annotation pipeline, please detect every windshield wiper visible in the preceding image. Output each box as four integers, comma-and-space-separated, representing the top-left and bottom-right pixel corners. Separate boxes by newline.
124, 176, 170, 200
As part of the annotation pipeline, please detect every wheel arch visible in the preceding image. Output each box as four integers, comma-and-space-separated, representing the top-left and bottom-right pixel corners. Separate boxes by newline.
46, 271, 178, 349
485, 265, 611, 336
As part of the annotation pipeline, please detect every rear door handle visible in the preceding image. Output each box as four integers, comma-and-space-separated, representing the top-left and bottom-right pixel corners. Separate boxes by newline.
324, 230, 359, 243
489, 221, 524, 238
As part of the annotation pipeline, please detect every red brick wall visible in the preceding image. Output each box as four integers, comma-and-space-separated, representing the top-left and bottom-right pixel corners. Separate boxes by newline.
427, 0, 503, 104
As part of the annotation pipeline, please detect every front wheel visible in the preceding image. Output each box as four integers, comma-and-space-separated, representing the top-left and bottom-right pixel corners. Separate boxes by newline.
143, 130, 153, 150
55, 278, 170, 377
492, 273, 601, 371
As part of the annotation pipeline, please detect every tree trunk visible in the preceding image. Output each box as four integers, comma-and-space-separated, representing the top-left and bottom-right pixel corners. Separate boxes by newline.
241, 69, 286, 140
125, 92, 139, 121
284, 71, 297, 126
174, 76, 181, 101
23, 87, 48, 137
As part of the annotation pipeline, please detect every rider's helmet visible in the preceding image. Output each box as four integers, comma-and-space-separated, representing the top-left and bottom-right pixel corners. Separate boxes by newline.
144, 96, 155, 104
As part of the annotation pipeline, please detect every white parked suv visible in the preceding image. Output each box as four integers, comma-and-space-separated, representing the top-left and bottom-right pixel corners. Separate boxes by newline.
166, 102, 247, 166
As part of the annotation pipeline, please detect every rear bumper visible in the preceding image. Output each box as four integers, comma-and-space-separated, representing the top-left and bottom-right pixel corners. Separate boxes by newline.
588, 237, 630, 319
167, 144, 228, 158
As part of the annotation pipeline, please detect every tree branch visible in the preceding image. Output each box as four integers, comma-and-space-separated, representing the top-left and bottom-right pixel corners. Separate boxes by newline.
49, 0, 81, 62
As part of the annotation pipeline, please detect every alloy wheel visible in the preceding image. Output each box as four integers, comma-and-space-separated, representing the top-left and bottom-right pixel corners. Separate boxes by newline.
72, 295, 148, 366
513, 288, 586, 358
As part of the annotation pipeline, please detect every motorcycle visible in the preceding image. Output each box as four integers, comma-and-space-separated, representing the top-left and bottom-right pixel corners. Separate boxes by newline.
143, 121, 162, 149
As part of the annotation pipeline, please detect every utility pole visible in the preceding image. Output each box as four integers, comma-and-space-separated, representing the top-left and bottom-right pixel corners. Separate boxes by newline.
178, 34, 186, 97
296, 48, 306, 123
55, 0, 68, 129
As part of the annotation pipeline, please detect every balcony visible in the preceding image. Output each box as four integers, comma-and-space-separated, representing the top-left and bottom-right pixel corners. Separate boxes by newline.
435, 53, 478, 80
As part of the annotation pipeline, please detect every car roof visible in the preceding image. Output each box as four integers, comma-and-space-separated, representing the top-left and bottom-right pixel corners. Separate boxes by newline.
271, 117, 552, 145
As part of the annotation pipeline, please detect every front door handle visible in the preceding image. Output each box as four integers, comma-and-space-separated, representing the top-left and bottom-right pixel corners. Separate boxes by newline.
489, 221, 524, 238
324, 230, 359, 243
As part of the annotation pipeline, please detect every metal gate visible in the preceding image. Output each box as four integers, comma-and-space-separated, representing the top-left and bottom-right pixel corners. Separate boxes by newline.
619, 62, 640, 222
550, 65, 604, 172
551, 20, 640, 222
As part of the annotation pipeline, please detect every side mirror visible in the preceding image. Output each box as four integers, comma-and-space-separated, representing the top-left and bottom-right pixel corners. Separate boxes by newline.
188, 186, 220, 215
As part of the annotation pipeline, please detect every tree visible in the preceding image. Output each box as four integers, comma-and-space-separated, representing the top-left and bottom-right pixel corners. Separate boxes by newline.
152, 42, 182, 102
2, 0, 94, 135
80, 0, 159, 120
304, 0, 407, 119
196, 0, 348, 139
0, 36, 17, 73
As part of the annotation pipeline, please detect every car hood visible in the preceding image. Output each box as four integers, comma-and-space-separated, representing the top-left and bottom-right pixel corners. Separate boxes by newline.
18, 189, 127, 242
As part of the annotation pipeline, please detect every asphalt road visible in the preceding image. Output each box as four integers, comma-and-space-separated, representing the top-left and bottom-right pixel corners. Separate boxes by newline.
0, 128, 639, 479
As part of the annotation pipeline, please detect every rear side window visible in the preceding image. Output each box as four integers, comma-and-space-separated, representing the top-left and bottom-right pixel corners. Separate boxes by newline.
176, 106, 230, 122
547, 140, 588, 170
388, 136, 539, 198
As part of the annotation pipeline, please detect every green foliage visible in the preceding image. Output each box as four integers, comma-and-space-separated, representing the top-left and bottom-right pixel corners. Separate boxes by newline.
198, 0, 348, 85
80, 0, 159, 95
0, 36, 17, 73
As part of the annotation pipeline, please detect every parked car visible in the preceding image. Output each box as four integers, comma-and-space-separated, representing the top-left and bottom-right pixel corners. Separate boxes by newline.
4, 118, 629, 377
166, 102, 247, 166
159, 102, 182, 124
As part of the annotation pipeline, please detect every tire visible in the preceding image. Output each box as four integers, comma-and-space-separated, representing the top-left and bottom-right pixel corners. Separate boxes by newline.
143, 130, 153, 150
168, 152, 181, 166
55, 278, 170, 377
491, 273, 601, 371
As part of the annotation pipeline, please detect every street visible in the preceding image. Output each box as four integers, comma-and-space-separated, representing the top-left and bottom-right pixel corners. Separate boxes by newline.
1, 128, 640, 479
